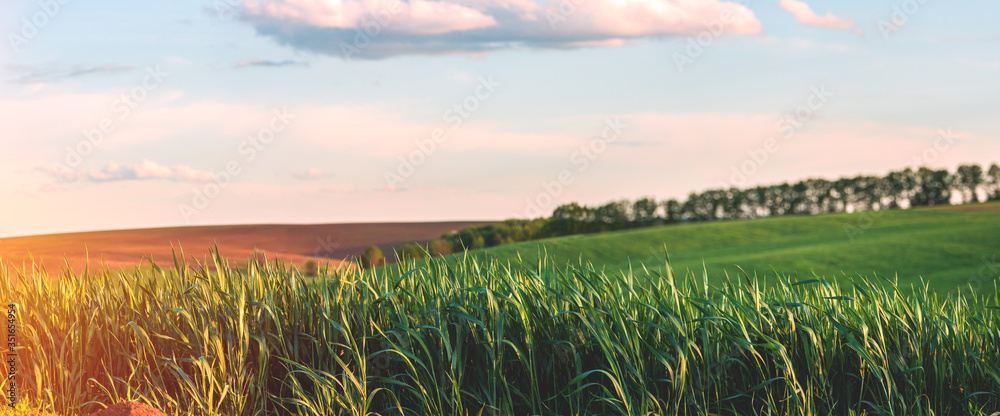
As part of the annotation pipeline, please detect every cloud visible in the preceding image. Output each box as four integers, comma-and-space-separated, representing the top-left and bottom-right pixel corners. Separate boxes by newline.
292, 168, 328, 180
235, 0, 761, 59
37, 159, 215, 183
64, 65, 136, 77
777, 0, 857, 32
7, 64, 136, 84
233, 59, 308, 68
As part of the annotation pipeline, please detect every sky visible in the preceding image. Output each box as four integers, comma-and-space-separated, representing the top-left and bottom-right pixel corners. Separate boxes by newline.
0, 0, 998, 237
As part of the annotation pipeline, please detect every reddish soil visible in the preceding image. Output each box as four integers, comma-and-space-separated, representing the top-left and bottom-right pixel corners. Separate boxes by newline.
0, 221, 491, 273
924, 201, 1000, 213
87, 402, 166, 416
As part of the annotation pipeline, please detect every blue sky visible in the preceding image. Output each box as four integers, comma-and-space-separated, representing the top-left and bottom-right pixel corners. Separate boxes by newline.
1, 0, 998, 237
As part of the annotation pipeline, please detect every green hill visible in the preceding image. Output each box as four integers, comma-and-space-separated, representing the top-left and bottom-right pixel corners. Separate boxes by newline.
461, 202, 1000, 294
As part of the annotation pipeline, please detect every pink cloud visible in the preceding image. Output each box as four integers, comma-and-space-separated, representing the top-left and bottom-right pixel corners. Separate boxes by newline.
240, 0, 498, 34
557, 0, 761, 38
236, 0, 761, 58
778, 0, 855, 30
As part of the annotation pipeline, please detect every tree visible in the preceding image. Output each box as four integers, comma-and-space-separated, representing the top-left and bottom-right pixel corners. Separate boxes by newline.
955, 164, 984, 203
303, 260, 319, 277
470, 236, 486, 250
746, 186, 769, 217
454, 227, 487, 250
806, 178, 834, 213
881, 170, 910, 209
720, 188, 745, 219
482, 223, 512, 246
896, 168, 917, 208
595, 200, 630, 230
546, 202, 590, 236
359, 245, 384, 269
911, 167, 951, 206
701, 189, 726, 219
397, 243, 426, 262
632, 197, 659, 227
987, 164, 1000, 201
789, 181, 810, 214
682, 192, 713, 221
851, 175, 880, 211
764, 184, 790, 216
663, 199, 682, 223
831, 177, 853, 212
429, 239, 453, 257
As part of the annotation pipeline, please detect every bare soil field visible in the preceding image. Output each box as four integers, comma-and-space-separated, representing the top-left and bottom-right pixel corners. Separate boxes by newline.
925, 200, 1000, 213
0, 221, 491, 272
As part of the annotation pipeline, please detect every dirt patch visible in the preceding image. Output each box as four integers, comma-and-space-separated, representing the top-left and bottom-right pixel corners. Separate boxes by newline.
0, 221, 493, 273
87, 402, 167, 416
923, 201, 1000, 213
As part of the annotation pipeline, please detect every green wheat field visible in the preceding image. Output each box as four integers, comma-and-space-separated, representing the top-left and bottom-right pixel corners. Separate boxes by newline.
2, 205, 999, 415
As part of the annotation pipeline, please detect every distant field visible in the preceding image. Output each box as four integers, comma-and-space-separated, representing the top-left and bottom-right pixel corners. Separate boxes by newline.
467, 202, 1000, 294
0, 221, 491, 272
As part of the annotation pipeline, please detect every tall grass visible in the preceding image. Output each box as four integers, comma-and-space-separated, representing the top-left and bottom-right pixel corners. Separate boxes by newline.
1, 249, 998, 415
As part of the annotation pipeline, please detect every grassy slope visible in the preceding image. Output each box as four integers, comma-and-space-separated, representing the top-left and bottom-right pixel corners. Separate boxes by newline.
466, 203, 1000, 293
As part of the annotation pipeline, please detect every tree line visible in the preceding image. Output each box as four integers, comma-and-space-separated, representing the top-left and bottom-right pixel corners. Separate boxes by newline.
357, 163, 1000, 267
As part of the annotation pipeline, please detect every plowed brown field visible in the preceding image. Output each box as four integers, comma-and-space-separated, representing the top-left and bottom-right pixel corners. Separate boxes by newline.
0, 221, 491, 272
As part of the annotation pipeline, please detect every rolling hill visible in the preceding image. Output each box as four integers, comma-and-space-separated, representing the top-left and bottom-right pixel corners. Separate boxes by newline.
463, 203, 1000, 294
